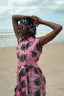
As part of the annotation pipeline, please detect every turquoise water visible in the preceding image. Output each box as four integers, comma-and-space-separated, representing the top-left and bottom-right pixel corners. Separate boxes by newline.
0, 32, 64, 48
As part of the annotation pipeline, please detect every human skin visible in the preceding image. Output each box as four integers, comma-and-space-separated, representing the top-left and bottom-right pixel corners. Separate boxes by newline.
12, 15, 62, 47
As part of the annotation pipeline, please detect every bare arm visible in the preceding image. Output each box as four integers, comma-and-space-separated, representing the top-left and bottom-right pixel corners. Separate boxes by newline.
32, 16, 63, 46
12, 15, 31, 40
40, 20, 62, 45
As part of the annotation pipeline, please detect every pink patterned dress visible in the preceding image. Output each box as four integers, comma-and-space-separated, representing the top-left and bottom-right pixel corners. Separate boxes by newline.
14, 36, 46, 96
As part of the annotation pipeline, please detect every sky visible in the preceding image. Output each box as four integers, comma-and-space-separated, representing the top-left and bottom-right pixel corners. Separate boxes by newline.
0, 0, 64, 34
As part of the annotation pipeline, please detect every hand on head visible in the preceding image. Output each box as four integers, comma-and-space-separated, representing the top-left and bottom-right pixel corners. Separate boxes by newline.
31, 15, 43, 26
31, 15, 40, 27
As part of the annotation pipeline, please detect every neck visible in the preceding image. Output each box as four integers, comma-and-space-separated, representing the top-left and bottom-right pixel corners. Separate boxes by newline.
21, 34, 31, 40
20, 32, 33, 39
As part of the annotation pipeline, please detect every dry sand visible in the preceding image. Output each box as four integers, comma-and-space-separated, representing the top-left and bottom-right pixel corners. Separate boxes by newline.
0, 40, 64, 96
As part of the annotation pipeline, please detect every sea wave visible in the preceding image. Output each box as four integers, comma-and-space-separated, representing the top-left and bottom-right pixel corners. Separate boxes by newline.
0, 32, 14, 36
0, 32, 64, 48
0, 32, 16, 43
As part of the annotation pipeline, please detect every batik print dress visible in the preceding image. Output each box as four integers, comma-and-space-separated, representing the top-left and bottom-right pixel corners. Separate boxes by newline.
14, 36, 46, 96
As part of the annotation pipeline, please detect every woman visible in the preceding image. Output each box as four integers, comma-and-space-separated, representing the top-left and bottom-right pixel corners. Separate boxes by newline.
12, 15, 62, 96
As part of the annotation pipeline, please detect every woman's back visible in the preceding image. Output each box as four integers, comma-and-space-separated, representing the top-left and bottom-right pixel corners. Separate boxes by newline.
12, 15, 62, 96
14, 36, 46, 96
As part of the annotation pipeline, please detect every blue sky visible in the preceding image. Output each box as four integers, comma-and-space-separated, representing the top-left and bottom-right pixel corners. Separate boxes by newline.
0, 0, 64, 34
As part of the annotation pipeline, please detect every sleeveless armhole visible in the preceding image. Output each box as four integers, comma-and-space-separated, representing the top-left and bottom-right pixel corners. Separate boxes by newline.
17, 36, 22, 45
36, 37, 43, 54
17, 38, 19, 44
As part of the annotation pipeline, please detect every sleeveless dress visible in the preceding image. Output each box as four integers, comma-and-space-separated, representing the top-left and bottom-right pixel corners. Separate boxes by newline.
14, 36, 46, 96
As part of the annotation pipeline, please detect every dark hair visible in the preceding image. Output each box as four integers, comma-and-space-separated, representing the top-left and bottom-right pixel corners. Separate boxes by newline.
19, 16, 36, 38
20, 17, 34, 25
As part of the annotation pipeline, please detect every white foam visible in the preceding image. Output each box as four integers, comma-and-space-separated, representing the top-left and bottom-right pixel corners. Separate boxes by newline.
0, 32, 64, 47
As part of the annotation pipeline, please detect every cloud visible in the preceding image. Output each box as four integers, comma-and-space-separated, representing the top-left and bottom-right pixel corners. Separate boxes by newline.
0, 0, 64, 16
7, 0, 64, 15
0, 6, 9, 14
0, 0, 64, 32
8, 0, 41, 15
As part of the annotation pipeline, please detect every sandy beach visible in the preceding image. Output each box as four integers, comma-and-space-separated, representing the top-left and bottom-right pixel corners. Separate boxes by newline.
0, 40, 64, 96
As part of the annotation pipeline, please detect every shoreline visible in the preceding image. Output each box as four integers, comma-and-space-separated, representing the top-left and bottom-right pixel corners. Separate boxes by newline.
0, 39, 64, 48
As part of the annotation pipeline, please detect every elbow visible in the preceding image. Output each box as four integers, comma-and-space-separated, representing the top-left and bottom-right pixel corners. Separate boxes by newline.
55, 25, 63, 32
12, 15, 14, 18
59, 25, 63, 30
12, 15, 17, 21
12, 15, 14, 20
12, 15, 16, 19
58, 25, 63, 31
12, 15, 18, 22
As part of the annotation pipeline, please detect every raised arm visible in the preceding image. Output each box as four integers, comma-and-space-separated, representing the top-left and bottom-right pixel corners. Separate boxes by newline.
12, 15, 31, 39
32, 16, 63, 46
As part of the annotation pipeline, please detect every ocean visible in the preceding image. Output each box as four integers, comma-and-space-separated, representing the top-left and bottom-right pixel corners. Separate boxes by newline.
0, 32, 64, 48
